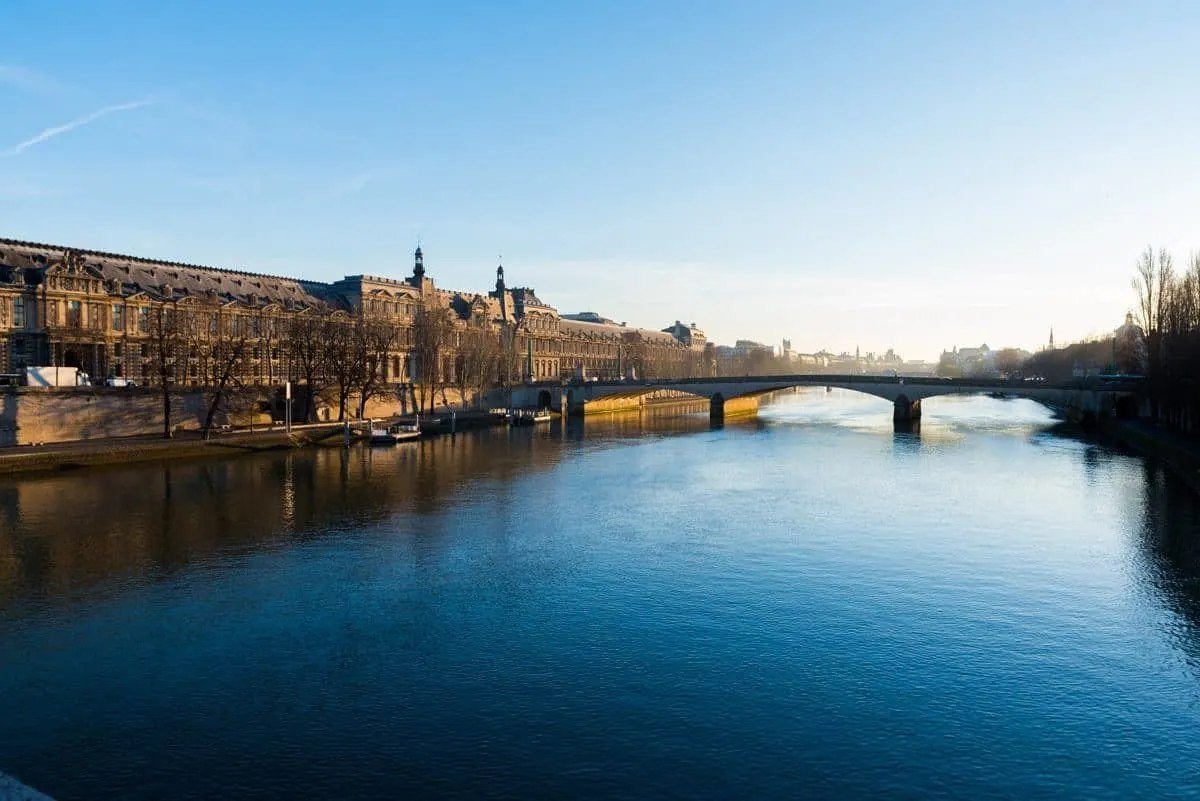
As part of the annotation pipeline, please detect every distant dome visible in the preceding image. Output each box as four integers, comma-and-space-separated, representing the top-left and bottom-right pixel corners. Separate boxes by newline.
1115, 312, 1147, 373
1116, 312, 1144, 340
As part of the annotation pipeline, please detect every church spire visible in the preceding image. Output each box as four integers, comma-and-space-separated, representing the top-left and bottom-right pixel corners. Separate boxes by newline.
495, 256, 505, 292
413, 243, 425, 280
1049, 326, 1055, 350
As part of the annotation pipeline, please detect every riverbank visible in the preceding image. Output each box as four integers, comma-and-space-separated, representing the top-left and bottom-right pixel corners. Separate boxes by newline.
0, 409, 526, 476
1101, 418, 1200, 493
0, 425, 349, 476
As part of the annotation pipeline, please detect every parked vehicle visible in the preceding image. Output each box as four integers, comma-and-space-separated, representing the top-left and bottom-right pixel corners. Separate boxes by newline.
22, 366, 90, 387
104, 377, 137, 388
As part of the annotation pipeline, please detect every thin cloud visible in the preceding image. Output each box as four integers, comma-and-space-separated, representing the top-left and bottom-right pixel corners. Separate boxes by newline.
0, 184, 61, 199
329, 167, 407, 198
3, 99, 155, 157
0, 64, 61, 94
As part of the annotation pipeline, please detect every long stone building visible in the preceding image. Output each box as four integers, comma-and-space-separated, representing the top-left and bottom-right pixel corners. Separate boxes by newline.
0, 237, 708, 399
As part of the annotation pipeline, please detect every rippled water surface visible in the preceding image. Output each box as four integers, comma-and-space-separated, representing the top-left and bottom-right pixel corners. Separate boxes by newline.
2, 391, 1200, 799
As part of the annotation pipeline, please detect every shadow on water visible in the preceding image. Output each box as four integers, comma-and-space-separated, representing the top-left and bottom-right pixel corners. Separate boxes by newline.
0, 428, 575, 608
1134, 460, 1200, 670
0, 413, 739, 608
892, 424, 922, 453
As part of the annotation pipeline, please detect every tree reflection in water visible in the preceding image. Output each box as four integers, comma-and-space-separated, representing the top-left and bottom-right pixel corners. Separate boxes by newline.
1134, 461, 1200, 672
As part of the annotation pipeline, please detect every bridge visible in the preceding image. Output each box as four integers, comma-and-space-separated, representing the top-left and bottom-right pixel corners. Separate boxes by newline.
506, 374, 1143, 430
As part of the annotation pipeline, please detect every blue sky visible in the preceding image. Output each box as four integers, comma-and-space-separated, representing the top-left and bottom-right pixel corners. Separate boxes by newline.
3, 1, 1199, 359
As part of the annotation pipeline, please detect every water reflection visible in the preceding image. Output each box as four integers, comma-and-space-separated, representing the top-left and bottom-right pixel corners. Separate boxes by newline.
892, 426, 922, 453
563, 410, 717, 440
0, 430, 571, 607
3, 397, 1200, 799
1134, 461, 1200, 670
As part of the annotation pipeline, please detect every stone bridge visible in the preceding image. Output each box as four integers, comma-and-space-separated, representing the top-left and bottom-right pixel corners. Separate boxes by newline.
506, 374, 1143, 429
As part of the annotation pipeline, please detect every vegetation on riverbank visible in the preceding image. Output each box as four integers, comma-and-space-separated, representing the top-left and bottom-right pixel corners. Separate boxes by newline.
1024, 246, 1200, 438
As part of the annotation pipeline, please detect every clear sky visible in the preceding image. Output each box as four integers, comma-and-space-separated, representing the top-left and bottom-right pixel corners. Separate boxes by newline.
3, 1, 1199, 360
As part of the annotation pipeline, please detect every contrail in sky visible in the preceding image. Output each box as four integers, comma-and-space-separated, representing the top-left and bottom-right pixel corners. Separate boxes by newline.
3, 99, 154, 156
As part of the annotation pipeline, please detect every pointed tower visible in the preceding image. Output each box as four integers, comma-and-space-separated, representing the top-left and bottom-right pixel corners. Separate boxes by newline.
495, 259, 508, 322
1049, 327, 1055, 350
413, 245, 425, 280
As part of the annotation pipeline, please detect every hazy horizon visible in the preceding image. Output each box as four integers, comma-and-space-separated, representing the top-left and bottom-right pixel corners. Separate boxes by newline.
3, 1, 1199, 361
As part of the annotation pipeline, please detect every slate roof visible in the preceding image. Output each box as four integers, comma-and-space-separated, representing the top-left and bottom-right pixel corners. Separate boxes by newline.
0, 238, 323, 308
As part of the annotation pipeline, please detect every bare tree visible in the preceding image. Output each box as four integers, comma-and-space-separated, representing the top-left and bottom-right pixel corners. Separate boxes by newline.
1132, 246, 1174, 358
497, 322, 524, 385
354, 317, 400, 419
256, 306, 281, 386
148, 302, 189, 438
454, 317, 500, 409
701, 342, 716, 377
201, 315, 250, 439
285, 310, 328, 423
621, 331, 646, 379
995, 348, 1024, 377
412, 301, 455, 414
1131, 246, 1178, 421
324, 315, 359, 422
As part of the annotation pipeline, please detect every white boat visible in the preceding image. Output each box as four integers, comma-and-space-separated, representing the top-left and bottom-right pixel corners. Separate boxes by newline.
368, 425, 395, 444
369, 421, 422, 444
508, 409, 552, 426
368, 422, 397, 444
395, 415, 422, 435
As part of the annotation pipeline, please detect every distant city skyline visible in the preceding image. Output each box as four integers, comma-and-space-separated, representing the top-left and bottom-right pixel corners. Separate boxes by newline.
4, 1, 1199, 360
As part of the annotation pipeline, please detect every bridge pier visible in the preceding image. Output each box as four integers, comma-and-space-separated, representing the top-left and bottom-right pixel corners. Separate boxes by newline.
893, 395, 921, 430
710, 393, 758, 423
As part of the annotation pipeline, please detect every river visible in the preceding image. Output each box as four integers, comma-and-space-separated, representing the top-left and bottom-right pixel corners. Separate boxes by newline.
1, 390, 1199, 799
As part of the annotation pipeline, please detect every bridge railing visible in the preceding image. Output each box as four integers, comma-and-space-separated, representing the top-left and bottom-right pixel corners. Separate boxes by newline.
565, 374, 1143, 391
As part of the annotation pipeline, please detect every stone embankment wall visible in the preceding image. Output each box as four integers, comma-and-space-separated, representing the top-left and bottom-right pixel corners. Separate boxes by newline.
0, 388, 211, 446
0, 386, 479, 446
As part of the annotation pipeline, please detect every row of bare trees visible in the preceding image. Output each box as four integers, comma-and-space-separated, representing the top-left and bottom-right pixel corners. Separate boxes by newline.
287, 305, 450, 422
147, 305, 257, 439
147, 302, 467, 436
1130, 247, 1200, 430
143, 293, 552, 437
141, 296, 746, 437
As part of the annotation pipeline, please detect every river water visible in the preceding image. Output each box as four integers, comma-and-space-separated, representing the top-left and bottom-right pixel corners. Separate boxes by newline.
1, 390, 1199, 800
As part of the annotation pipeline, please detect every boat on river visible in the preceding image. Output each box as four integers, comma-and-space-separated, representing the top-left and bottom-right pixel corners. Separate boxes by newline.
368, 421, 422, 445
507, 409, 552, 426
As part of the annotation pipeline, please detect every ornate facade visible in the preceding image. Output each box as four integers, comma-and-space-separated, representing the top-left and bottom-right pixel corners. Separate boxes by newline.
0, 238, 706, 389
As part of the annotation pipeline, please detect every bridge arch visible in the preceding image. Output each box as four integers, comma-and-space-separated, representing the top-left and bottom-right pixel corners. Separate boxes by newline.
537, 390, 552, 409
